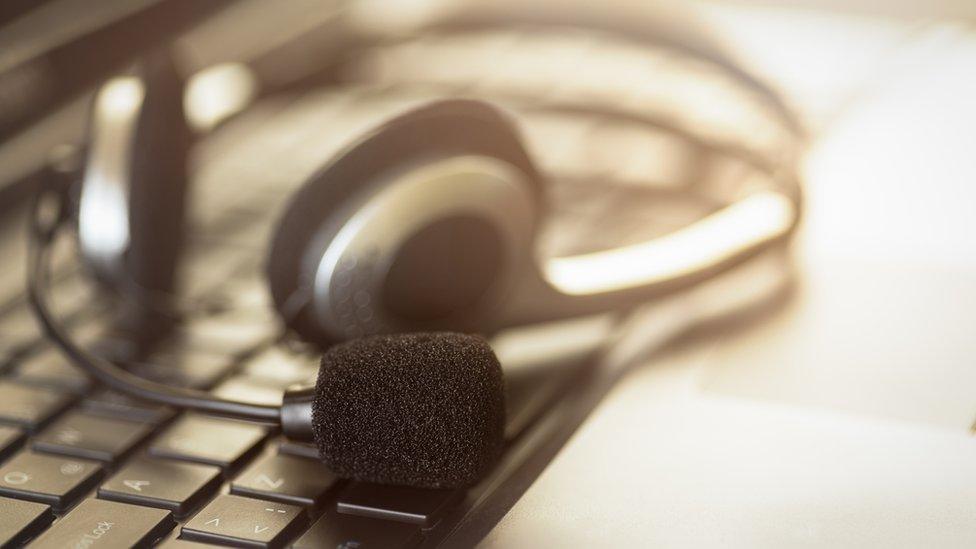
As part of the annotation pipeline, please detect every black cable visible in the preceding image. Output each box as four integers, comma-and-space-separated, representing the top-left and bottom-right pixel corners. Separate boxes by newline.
26, 188, 282, 424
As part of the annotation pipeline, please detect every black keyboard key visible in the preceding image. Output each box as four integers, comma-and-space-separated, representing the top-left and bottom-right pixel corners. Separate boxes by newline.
30, 498, 174, 548
12, 350, 92, 394
0, 309, 40, 351
231, 453, 338, 507
85, 335, 143, 365
182, 494, 306, 548
82, 389, 176, 424
176, 315, 277, 356
129, 354, 235, 390
33, 411, 155, 462
148, 415, 267, 471
213, 377, 285, 406
48, 275, 99, 321
336, 483, 462, 527
0, 450, 102, 512
0, 497, 54, 547
0, 425, 25, 461
277, 440, 319, 460
241, 348, 318, 387
99, 458, 221, 517
0, 380, 74, 432
293, 511, 421, 549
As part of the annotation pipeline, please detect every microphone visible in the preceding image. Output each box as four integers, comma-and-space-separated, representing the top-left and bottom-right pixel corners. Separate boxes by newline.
307, 333, 505, 488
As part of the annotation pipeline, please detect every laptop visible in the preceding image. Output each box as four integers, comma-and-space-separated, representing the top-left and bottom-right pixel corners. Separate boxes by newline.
3, 1, 972, 547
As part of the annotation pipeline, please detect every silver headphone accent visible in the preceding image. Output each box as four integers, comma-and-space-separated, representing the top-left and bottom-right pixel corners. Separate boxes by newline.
77, 77, 145, 282
309, 155, 537, 340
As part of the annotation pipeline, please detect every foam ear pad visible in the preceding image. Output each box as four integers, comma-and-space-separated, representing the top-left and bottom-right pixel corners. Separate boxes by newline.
266, 99, 545, 346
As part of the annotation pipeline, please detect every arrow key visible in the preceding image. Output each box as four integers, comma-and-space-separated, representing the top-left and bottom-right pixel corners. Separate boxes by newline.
98, 458, 221, 518
182, 494, 306, 548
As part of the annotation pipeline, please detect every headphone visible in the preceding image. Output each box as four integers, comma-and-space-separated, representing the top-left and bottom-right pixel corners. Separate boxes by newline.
29, 10, 803, 489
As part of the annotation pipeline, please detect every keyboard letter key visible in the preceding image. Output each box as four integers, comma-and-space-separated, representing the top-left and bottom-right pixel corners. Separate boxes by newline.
0, 450, 102, 512
33, 411, 155, 463
231, 453, 338, 507
98, 458, 222, 517
148, 414, 267, 472
0, 381, 73, 432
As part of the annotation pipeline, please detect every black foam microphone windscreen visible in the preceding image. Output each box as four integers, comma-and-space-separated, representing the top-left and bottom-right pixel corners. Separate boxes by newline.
311, 332, 505, 489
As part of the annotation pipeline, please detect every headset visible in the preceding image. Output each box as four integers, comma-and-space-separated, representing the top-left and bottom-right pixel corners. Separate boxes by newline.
27, 8, 803, 488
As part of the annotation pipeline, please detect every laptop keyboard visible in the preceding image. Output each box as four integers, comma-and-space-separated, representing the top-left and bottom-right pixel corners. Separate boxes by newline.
0, 188, 596, 548
0, 290, 491, 548
0, 25, 780, 547
0, 262, 571, 547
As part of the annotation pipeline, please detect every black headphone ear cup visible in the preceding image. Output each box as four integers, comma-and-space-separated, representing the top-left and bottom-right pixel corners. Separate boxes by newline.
267, 99, 545, 346
78, 51, 190, 332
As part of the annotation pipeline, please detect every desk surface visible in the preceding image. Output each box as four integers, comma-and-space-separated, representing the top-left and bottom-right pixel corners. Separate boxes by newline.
486, 8, 976, 547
